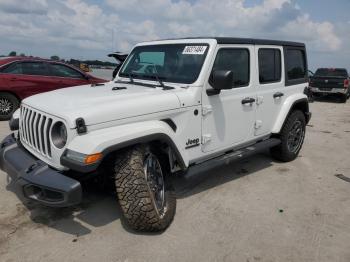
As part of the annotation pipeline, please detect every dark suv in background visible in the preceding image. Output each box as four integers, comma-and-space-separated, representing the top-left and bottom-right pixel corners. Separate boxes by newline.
0, 57, 107, 120
309, 68, 350, 103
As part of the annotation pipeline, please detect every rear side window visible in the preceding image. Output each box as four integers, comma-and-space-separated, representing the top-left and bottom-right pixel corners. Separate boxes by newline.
21, 62, 49, 76
285, 49, 306, 80
258, 49, 281, 83
49, 64, 84, 79
212, 48, 250, 87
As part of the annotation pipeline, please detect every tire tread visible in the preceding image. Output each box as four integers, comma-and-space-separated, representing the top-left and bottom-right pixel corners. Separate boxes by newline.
114, 146, 176, 232
270, 110, 306, 162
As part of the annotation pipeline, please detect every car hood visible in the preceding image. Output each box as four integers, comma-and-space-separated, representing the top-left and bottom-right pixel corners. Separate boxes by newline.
22, 81, 181, 128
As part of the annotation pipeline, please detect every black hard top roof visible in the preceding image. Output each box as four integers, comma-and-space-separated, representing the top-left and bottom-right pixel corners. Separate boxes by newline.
157, 37, 305, 47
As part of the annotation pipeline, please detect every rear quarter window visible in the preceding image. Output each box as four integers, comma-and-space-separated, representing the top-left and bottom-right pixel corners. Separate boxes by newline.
284, 47, 308, 86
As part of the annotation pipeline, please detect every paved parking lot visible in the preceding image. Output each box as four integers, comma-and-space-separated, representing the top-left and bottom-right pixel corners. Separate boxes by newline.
0, 98, 349, 262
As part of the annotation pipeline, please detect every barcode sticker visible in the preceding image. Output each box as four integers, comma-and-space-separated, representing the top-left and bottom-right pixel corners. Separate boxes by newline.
182, 46, 207, 55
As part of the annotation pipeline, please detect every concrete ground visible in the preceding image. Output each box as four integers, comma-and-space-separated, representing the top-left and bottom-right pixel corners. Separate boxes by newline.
0, 97, 350, 262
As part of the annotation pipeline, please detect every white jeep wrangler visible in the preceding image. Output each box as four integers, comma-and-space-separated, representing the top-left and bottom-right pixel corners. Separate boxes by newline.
0, 37, 311, 232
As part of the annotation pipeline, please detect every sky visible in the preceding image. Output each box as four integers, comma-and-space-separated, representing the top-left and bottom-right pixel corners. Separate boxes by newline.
0, 0, 349, 70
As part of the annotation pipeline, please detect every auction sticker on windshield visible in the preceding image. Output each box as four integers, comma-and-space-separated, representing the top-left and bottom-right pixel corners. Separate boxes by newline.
183, 46, 207, 55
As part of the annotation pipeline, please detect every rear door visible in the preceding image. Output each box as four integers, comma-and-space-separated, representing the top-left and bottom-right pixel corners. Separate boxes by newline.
254, 46, 284, 136
48, 63, 89, 88
255, 46, 308, 136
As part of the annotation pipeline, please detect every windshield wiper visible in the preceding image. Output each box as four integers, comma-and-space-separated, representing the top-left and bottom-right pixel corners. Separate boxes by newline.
114, 79, 156, 88
150, 64, 165, 88
142, 74, 174, 90
141, 62, 174, 90
115, 72, 138, 84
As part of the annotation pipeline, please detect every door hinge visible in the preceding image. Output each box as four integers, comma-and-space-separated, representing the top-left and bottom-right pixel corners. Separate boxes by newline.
255, 120, 262, 129
202, 134, 212, 144
202, 105, 213, 116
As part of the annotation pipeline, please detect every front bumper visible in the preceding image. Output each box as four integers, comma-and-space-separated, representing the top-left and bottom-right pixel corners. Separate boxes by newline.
0, 134, 82, 207
310, 87, 347, 94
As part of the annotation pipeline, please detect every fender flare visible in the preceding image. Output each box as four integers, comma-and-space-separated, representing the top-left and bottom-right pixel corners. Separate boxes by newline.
62, 121, 188, 173
101, 133, 186, 169
272, 95, 310, 134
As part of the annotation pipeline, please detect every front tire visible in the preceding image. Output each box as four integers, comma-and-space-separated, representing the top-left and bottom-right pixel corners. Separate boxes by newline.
270, 110, 306, 162
113, 145, 176, 232
0, 93, 19, 121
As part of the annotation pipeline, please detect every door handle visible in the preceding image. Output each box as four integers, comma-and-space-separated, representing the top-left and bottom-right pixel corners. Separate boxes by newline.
241, 97, 256, 105
10, 77, 17, 81
273, 92, 284, 98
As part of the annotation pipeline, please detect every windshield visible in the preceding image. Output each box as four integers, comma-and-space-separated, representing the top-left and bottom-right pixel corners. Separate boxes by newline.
315, 68, 348, 78
119, 44, 209, 84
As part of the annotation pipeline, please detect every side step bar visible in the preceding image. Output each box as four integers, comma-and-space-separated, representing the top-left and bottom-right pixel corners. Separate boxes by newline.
184, 138, 281, 180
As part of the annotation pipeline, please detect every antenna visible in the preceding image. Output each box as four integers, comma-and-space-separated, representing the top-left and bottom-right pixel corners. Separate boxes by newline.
112, 29, 115, 52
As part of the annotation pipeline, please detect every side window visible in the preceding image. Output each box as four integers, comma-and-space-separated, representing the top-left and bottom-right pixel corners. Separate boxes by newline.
49, 64, 84, 79
258, 49, 281, 84
1, 63, 22, 74
211, 49, 250, 87
285, 49, 306, 80
21, 62, 49, 76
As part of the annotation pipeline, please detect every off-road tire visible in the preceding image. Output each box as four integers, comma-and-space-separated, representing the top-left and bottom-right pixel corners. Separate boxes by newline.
113, 145, 176, 232
270, 110, 306, 162
0, 93, 19, 121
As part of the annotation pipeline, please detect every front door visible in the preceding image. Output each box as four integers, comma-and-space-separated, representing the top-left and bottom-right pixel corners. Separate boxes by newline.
202, 45, 256, 153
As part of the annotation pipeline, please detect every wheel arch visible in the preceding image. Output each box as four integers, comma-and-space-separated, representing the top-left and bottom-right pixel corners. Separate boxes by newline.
0, 90, 21, 103
101, 133, 186, 170
63, 121, 189, 173
272, 96, 311, 134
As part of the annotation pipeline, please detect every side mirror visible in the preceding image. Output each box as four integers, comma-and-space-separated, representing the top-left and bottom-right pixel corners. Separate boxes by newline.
207, 70, 234, 96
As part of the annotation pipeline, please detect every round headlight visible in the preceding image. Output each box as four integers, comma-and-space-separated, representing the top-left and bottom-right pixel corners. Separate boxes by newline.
51, 121, 67, 149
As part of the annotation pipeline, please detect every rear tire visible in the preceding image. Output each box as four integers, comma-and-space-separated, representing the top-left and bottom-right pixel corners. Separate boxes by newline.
270, 110, 306, 162
0, 93, 19, 121
113, 145, 176, 232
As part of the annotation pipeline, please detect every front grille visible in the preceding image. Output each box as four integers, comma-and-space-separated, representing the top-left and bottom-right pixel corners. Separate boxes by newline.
19, 105, 53, 158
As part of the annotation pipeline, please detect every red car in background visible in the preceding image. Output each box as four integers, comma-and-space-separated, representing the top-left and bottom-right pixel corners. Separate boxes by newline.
0, 57, 107, 120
